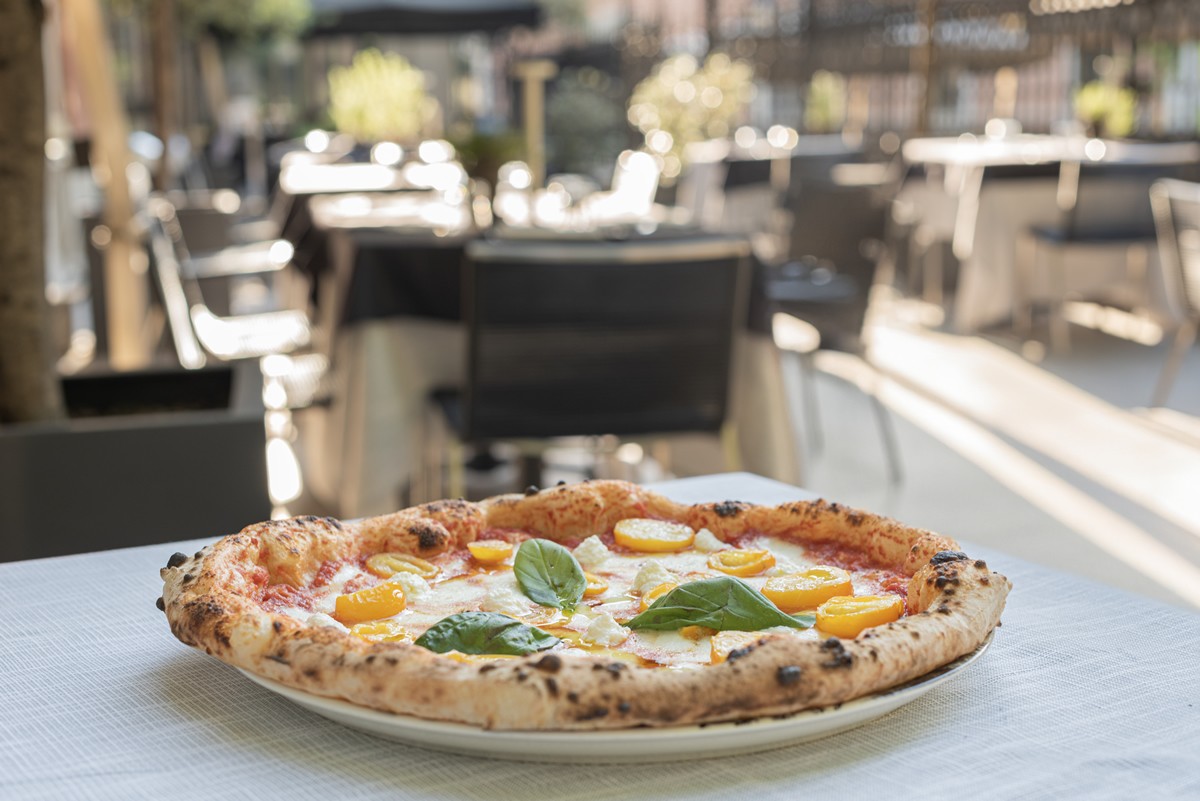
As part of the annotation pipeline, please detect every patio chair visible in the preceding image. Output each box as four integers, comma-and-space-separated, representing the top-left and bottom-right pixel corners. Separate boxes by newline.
1017, 157, 1197, 351
1150, 178, 1200, 407
145, 195, 312, 367
418, 234, 750, 500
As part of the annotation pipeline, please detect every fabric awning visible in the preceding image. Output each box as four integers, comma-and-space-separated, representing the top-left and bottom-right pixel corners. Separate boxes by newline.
306, 0, 541, 37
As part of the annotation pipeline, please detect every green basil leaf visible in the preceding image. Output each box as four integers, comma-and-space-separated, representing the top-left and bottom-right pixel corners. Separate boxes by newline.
626, 577, 816, 632
414, 612, 561, 656
513, 539, 586, 611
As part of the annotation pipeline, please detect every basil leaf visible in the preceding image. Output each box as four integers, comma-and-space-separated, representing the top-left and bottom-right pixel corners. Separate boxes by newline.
513, 539, 586, 611
626, 577, 816, 632
414, 612, 561, 656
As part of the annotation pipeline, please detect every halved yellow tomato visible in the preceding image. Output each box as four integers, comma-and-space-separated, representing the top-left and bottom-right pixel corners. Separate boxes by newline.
762, 566, 853, 612
583, 572, 609, 597
349, 619, 412, 643
639, 582, 678, 611
710, 630, 763, 664
816, 594, 904, 638
365, 552, 440, 580
707, 549, 776, 577
334, 582, 407, 624
467, 539, 514, 564
613, 519, 695, 553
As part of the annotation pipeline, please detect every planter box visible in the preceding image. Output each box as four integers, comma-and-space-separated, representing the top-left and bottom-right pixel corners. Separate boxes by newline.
0, 363, 270, 562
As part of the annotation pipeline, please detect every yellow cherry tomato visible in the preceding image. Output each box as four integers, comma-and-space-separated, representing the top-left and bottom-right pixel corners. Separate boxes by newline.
707, 549, 777, 577
349, 619, 412, 643
679, 625, 716, 641
583, 572, 609, 597
366, 552, 440, 580
710, 631, 763, 664
613, 519, 695, 553
467, 539, 514, 564
640, 582, 678, 611
816, 594, 904, 638
762, 566, 854, 612
334, 582, 407, 624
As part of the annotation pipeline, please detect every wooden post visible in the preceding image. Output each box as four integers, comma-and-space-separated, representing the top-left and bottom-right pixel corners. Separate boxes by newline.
912, 0, 938, 136
150, 0, 178, 190
63, 0, 153, 369
513, 59, 557, 188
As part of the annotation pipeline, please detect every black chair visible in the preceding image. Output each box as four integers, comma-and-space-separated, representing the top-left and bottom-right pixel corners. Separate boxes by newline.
419, 234, 750, 499
1018, 157, 1197, 350
1150, 178, 1200, 407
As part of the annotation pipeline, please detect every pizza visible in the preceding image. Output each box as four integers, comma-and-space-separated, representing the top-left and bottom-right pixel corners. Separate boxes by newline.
159, 480, 1009, 730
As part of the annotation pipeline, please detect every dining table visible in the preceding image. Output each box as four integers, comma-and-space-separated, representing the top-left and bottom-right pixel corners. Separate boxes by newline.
2, 472, 1196, 800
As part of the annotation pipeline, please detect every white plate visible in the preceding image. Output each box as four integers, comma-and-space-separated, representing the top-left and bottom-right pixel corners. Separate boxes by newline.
240, 632, 993, 763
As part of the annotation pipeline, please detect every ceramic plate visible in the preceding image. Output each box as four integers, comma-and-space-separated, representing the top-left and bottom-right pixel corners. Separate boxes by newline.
240, 631, 993, 763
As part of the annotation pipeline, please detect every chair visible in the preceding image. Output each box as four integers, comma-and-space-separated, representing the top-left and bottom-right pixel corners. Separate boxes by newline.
766, 265, 903, 486
145, 195, 313, 367
1017, 156, 1197, 351
1150, 178, 1200, 407
420, 234, 750, 500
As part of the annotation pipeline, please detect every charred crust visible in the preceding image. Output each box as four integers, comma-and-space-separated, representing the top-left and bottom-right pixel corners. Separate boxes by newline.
819, 638, 854, 668
410, 521, 446, 551
303, 668, 319, 679
910, 631, 920, 639
556, 480, 567, 486
478, 664, 497, 674
545, 678, 559, 697
272, 621, 283, 633
366, 655, 376, 664
845, 511, 864, 527
974, 559, 987, 569
577, 706, 609, 721
593, 663, 625, 678
726, 646, 755, 663
265, 655, 290, 665
980, 576, 991, 585
534, 654, 562, 673
155, 597, 165, 612
524, 485, 540, 496
182, 573, 195, 584
566, 691, 580, 704
713, 501, 747, 517
776, 665, 803, 686
193, 550, 204, 559
422, 499, 473, 515
930, 550, 968, 565
385, 656, 399, 666
167, 552, 189, 569
515, 670, 530, 682
937, 604, 953, 614
617, 701, 632, 714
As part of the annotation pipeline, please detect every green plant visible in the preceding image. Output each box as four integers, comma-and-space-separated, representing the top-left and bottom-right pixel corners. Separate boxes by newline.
805, 70, 846, 134
545, 67, 625, 178
1074, 81, 1138, 139
328, 49, 440, 143
627, 53, 754, 180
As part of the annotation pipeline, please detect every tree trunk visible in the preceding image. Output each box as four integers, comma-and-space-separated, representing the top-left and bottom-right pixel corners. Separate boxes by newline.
0, 0, 65, 424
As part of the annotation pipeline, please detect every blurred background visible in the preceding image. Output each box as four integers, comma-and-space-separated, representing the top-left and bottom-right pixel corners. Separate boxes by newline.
1, 0, 1197, 609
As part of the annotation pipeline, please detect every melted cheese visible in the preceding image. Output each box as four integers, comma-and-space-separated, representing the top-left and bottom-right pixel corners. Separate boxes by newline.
271, 528, 902, 667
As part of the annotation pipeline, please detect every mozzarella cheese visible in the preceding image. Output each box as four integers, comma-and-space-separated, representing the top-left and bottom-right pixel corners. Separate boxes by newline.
692, 528, 725, 552
632, 561, 676, 595
572, 535, 610, 570
583, 613, 630, 647
388, 571, 431, 600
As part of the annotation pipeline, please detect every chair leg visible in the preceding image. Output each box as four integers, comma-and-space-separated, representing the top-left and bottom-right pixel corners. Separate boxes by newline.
447, 438, 466, 500
1013, 234, 1035, 341
1152, 320, 1198, 408
868, 392, 904, 486
1047, 245, 1071, 354
923, 236, 943, 307
720, 421, 742, 472
797, 351, 824, 456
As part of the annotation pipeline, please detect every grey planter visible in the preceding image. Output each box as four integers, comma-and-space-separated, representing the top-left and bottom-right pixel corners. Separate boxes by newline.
0, 363, 270, 562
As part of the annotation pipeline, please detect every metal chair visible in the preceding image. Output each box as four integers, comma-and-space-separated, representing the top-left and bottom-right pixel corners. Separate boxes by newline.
1018, 158, 1196, 351
1150, 178, 1200, 407
419, 234, 750, 500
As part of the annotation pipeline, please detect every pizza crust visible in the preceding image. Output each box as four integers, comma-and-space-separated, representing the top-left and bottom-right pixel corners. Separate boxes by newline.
160, 481, 1010, 730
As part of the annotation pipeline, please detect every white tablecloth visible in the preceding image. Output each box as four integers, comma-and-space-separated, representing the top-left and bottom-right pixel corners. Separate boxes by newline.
2, 473, 1197, 800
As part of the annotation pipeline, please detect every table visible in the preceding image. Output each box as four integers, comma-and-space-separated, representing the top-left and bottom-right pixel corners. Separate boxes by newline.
900, 137, 1200, 332
3, 473, 1197, 800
